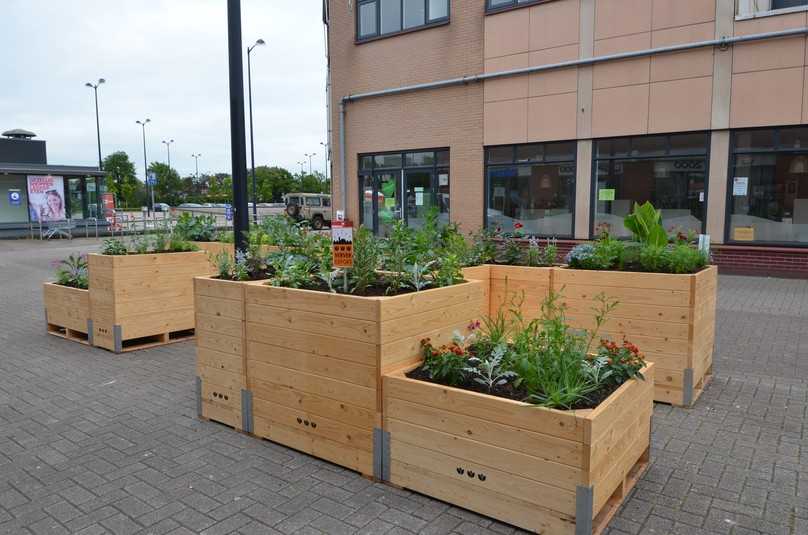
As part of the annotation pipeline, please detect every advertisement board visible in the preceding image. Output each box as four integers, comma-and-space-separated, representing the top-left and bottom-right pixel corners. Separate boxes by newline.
27, 175, 66, 222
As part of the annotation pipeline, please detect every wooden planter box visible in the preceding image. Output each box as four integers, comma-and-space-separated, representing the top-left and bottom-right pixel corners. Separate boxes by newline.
195, 242, 280, 274
553, 266, 717, 407
383, 364, 655, 535
88, 252, 210, 353
243, 280, 485, 478
43, 283, 91, 344
462, 265, 552, 322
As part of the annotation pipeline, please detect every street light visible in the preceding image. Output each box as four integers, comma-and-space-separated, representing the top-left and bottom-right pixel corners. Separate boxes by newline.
85, 78, 105, 170
304, 152, 316, 175
136, 119, 152, 214
191, 153, 202, 180
320, 142, 329, 181
162, 139, 174, 169
297, 161, 306, 176
247, 38, 266, 224
227, 0, 250, 254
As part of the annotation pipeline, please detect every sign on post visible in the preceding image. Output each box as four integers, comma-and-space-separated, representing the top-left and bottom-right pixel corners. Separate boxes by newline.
147, 172, 157, 186
8, 190, 21, 206
225, 204, 233, 222
332, 220, 354, 269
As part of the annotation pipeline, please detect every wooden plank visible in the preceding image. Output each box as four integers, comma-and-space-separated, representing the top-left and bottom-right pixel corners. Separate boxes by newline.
196, 347, 244, 376
196, 330, 243, 356
489, 264, 553, 283
389, 459, 576, 535
390, 440, 576, 515
251, 378, 376, 430
196, 313, 242, 339
246, 284, 379, 321
380, 317, 477, 375
120, 309, 195, 340
379, 299, 483, 344
246, 303, 380, 344
198, 365, 243, 391
588, 405, 652, 485
247, 341, 376, 389
195, 295, 244, 320
592, 418, 651, 515
558, 283, 690, 308
586, 364, 654, 445
386, 418, 583, 490
253, 416, 373, 476
377, 281, 484, 321
562, 298, 691, 324
564, 312, 691, 342
195, 276, 245, 301
246, 323, 377, 367
554, 268, 693, 292
248, 360, 377, 411
43, 283, 90, 333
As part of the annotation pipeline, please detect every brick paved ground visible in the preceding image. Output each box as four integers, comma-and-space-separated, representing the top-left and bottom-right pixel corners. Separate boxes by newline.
0, 239, 805, 535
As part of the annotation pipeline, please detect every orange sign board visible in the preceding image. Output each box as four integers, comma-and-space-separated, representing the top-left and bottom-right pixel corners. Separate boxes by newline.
332, 221, 354, 268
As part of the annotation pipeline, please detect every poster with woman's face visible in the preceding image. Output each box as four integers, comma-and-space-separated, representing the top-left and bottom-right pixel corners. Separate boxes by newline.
27, 175, 66, 222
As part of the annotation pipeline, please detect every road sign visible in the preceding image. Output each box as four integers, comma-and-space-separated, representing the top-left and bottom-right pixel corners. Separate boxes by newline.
225, 204, 233, 222
147, 172, 157, 186
8, 190, 21, 206
331, 220, 353, 269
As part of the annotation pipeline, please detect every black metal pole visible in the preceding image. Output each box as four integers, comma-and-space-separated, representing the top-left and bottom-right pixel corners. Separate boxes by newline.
248, 47, 258, 225
141, 124, 150, 214
94, 87, 103, 170
227, 0, 250, 254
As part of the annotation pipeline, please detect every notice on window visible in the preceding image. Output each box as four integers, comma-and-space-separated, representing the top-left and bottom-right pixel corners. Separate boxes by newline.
415, 186, 424, 206
598, 189, 616, 201
733, 177, 749, 197
733, 226, 755, 241
438, 173, 449, 186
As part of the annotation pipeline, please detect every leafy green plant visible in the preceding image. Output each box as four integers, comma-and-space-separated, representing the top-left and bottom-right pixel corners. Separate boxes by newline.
173, 213, 218, 242
499, 237, 523, 265
54, 254, 89, 289
421, 335, 471, 387
129, 234, 151, 255
101, 238, 128, 256
468, 228, 497, 266
350, 227, 381, 294
383, 219, 412, 293
667, 243, 707, 274
434, 253, 463, 288
463, 344, 517, 392
638, 244, 668, 272
624, 201, 668, 247
404, 261, 434, 292
232, 251, 250, 281
269, 254, 315, 288
213, 251, 233, 280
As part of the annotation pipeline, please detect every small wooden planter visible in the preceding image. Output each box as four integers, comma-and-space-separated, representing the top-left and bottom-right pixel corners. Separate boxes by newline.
553, 266, 717, 407
88, 252, 210, 353
243, 280, 485, 478
43, 283, 91, 345
382, 364, 655, 535
462, 265, 552, 321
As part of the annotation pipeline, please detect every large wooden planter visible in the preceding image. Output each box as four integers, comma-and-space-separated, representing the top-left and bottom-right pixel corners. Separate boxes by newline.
383, 364, 655, 535
462, 265, 552, 322
88, 252, 210, 353
43, 283, 91, 344
553, 266, 717, 407
195, 242, 280, 273
243, 280, 485, 478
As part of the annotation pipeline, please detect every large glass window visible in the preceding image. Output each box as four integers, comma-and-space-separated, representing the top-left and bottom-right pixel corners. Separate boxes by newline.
486, 0, 549, 12
357, 0, 449, 41
486, 141, 576, 237
593, 133, 709, 239
728, 127, 808, 245
358, 149, 449, 235
737, 0, 808, 16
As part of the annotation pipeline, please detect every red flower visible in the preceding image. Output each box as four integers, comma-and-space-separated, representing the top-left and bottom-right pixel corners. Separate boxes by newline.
514, 221, 524, 230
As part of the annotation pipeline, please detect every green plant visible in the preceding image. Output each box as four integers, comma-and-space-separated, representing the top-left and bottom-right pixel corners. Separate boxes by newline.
129, 234, 151, 255
499, 237, 523, 265
667, 243, 707, 274
54, 254, 89, 289
232, 251, 250, 281
468, 228, 497, 266
463, 344, 517, 392
624, 201, 668, 247
383, 219, 412, 293
350, 227, 381, 294
638, 244, 668, 272
213, 251, 233, 280
434, 253, 463, 288
525, 237, 557, 267
269, 254, 315, 288
404, 261, 434, 292
101, 238, 128, 256
173, 213, 218, 242
421, 335, 471, 387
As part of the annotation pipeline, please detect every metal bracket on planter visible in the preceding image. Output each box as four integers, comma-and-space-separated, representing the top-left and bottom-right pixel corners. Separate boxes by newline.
44, 307, 48, 326
575, 485, 594, 535
195, 376, 202, 418
241, 389, 254, 434
373, 428, 390, 481
682, 368, 695, 407
113, 325, 123, 354
87, 319, 94, 346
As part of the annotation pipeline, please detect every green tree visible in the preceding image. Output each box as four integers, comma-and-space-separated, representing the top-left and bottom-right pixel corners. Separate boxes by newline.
148, 162, 184, 206
253, 166, 297, 202
206, 173, 233, 203
300, 171, 330, 194
102, 152, 143, 208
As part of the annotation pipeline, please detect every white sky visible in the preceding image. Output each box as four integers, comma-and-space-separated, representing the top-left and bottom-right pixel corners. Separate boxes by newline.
0, 0, 328, 179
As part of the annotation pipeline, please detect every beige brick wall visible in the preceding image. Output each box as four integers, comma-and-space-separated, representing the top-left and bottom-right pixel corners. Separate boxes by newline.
327, 0, 485, 231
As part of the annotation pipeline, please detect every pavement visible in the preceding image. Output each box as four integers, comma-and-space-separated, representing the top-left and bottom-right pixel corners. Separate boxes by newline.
0, 238, 805, 535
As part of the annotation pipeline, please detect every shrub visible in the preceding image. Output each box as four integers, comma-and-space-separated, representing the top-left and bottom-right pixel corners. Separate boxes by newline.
54, 254, 89, 289
100, 238, 128, 256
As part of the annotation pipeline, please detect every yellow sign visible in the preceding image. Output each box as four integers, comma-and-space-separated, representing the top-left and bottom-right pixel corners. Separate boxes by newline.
733, 226, 755, 241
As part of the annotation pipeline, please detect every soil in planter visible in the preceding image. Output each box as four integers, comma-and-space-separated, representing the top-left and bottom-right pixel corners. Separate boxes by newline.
53, 282, 89, 290
214, 269, 274, 282
406, 365, 621, 410
301, 279, 419, 297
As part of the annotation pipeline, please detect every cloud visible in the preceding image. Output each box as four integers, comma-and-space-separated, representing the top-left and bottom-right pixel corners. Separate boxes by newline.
0, 0, 328, 179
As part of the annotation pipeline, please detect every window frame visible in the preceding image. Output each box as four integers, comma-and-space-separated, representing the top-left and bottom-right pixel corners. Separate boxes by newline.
736, 0, 808, 20
485, 0, 560, 15
591, 132, 711, 239
725, 126, 808, 247
484, 141, 578, 239
356, 0, 450, 43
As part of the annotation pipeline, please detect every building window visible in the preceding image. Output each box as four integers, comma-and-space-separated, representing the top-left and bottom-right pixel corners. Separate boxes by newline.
593, 133, 709, 239
357, 0, 449, 41
737, 0, 808, 16
485, 141, 576, 237
728, 127, 808, 245
486, 0, 553, 13
359, 149, 449, 235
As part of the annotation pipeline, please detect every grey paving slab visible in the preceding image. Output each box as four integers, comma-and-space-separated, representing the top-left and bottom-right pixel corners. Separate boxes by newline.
0, 238, 805, 535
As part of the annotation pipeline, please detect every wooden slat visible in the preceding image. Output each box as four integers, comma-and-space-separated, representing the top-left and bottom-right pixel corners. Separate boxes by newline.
245, 284, 379, 321
586, 364, 654, 445
195, 276, 244, 301
43, 283, 90, 333
246, 303, 380, 344
377, 281, 484, 321
198, 365, 243, 391
195, 294, 244, 320
196, 330, 243, 356
379, 298, 483, 344
554, 268, 692, 292
196, 347, 244, 376
196, 313, 242, 339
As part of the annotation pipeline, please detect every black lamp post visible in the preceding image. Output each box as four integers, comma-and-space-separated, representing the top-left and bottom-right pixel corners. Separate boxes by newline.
247, 38, 266, 225
227, 0, 250, 254
162, 139, 174, 169
136, 119, 152, 213
85, 78, 105, 170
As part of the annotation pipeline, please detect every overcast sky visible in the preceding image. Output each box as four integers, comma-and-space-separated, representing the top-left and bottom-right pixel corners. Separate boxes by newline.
0, 0, 328, 180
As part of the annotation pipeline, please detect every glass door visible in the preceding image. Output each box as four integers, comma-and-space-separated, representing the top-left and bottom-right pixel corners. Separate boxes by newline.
67, 178, 84, 220
375, 171, 401, 236
404, 170, 434, 229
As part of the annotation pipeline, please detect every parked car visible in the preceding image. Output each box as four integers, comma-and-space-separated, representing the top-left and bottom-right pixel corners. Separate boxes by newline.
178, 203, 202, 209
154, 203, 171, 212
284, 193, 332, 230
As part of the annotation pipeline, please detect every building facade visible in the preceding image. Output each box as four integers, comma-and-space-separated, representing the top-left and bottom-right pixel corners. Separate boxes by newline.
325, 0, 808, 275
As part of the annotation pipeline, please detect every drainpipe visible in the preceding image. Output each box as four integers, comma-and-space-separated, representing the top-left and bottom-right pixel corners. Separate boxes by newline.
337, 26, 808, 218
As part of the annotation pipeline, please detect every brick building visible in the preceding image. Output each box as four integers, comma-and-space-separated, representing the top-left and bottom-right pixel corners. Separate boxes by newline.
324, 0, 808, 275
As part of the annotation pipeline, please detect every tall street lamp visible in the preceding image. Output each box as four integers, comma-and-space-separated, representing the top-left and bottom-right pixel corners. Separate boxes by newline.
162, 139, 174, 169
191, 153, 201, 180
247, 38, 266, 224
85, 78, 105, 170
304, 152, 316, 175
136, 119, 152, 214
227, 0, 250, 254
297, 161, 305, 176
320, 141, 329, 181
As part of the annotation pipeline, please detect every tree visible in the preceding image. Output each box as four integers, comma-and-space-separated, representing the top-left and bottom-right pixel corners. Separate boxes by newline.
253, 166, 297, 202
300, 171, 330, 194
148, 162, 184, 206
102, 152, 143, 208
